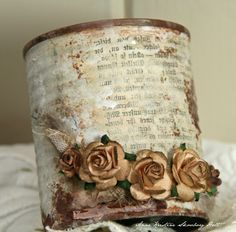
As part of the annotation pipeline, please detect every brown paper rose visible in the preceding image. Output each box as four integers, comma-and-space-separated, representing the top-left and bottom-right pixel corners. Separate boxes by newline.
59, 147, 81, 177
79, 141, 130, 190
207, 165, 221, 190
172, 148, 210, 201
128, 150, 172, 201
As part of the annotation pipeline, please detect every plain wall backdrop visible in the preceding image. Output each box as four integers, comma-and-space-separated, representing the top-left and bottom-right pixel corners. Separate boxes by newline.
0, 0, 235, 144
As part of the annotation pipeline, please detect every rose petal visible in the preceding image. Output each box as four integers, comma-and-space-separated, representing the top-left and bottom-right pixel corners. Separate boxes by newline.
162, 172, 173, 190
130, 183, 150, 201
136, 149, 153, 161
143, 173, 154, 188
173, 150, 186, 171
109, 146, 118, 167
103, 160, 113, 171
63, 170, 75, 178
62, 153, 74, 165
134, 157, 153, 171
179, 170, 194, 187
184, 149, 200, 159
176, 183, 195, 201
144, 163, 163, 179
190, 161, 208, 178
192, 180, 207, 193
74, 155, 81, 174
188, 171, 200, 183
84, 142, 103, 157
88, 161, 117, 178
152, 190, 171, 200
147, 172, 172, 191
115, 159, 131, 181
179, 150, 200, 171
147, 172, 162, 183
59, 159, 71, 169
89, 153, 107, 169
143, 188, 165, 195
192, 187, 205, 193
100, 168, 120, 179
91, 168, 119, 180
87, 150, 107, 165
96, 177, 117, 190
172, 166, 181, 184
184, 156, 197, 165
103, 146, 113, 163
107, 141, 125, 160
79, 167, 93, 183
212, 169, 220, 178
127, 168, 139, 184
148, 152, 168, 168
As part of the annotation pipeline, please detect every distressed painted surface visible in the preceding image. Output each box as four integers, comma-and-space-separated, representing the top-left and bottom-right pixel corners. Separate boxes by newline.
25, 24, 206, 229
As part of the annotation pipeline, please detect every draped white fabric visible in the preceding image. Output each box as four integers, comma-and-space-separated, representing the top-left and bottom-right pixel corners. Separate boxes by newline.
0, 140, 235, 232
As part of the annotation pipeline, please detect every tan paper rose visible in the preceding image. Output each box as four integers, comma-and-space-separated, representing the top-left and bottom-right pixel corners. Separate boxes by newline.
128, 150, 172, 201
172, 148, 210, 201
59, 147, 81, 177
79, 141, 130, 190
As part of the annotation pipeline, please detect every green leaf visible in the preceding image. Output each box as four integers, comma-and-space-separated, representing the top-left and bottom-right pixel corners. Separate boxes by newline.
101, 134, 110, 144
207, 186, 218, 196
180, 143, 186, 151
171, 185, 178, 197
124, 152, 137, 161
84, 182, 96, 190
211, 186, 217, 194
117, 180, 131, 190
75, 174, 81, 181
194, 192, 200, 201
59, 170, 64, 175
74, 143, 80, 150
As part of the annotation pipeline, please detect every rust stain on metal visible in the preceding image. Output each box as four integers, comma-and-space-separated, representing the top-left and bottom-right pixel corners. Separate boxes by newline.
55, 97, 76, 118
52, 184, 74, 229
32, 110, 60, 130
173, 128, 181, 136
68, 54, 80, 59
184, 79, 201, 138
72, 199, 167, 221
42, 212, 54, 228
68, 52, 84, 79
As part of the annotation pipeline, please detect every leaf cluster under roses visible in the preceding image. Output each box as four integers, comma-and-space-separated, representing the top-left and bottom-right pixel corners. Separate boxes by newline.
56, 135, 221, 202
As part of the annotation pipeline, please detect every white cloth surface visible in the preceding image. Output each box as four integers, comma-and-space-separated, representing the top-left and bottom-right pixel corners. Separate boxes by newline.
0, 140, 236, 232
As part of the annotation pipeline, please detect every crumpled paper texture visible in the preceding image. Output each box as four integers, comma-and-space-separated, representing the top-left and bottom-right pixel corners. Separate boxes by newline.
0, 140, 235, 232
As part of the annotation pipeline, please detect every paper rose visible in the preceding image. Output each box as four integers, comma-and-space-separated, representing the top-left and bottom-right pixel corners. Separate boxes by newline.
128, 149, 172, 201
79, 141, 130, 190
172, 148, 210, 201
207, 165, 222, 190
59, 147, 81, 177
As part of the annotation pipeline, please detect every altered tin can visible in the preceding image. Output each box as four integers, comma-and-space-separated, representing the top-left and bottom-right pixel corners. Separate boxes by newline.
24, 19, 212, 230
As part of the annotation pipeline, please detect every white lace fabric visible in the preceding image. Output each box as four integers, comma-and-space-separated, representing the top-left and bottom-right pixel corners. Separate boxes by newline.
0, 140, 235, 232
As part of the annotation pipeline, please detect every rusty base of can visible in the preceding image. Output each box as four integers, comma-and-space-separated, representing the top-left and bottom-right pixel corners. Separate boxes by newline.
47, 198, 209, 230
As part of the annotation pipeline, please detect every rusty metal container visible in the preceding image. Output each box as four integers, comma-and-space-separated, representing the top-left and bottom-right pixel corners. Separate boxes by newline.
24, 19, 213, 231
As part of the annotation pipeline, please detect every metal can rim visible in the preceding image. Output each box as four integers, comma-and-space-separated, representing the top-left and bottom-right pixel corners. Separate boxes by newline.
23, 18, 190, 58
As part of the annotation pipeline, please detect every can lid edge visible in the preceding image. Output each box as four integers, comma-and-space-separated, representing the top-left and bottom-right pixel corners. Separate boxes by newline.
23, 18, 190, 59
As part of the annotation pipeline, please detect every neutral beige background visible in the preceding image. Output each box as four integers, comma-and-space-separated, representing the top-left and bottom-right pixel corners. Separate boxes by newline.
0, 0, 235, 144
